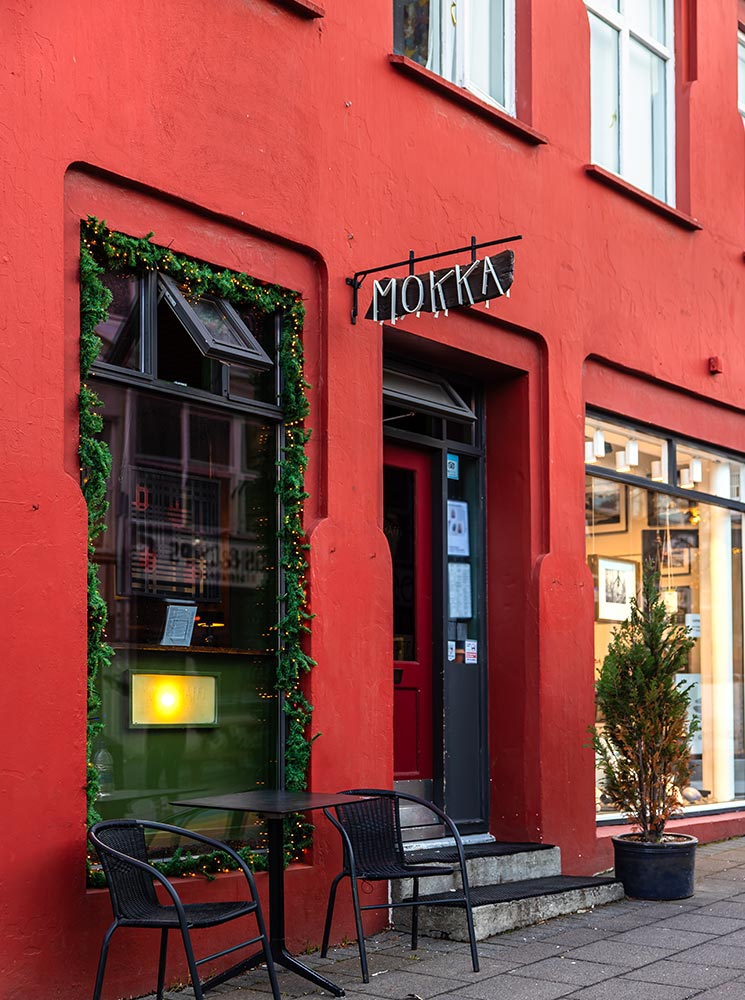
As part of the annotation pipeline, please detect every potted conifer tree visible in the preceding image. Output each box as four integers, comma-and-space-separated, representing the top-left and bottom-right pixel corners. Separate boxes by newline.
592, 565, 699, 900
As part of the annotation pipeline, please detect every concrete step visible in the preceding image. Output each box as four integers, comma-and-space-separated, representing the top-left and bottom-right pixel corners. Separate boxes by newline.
394, 874, 625, 941
396, 842, 562, 897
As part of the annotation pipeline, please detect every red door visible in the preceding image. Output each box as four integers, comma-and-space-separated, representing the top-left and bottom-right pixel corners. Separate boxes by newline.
384, 444, 433, 781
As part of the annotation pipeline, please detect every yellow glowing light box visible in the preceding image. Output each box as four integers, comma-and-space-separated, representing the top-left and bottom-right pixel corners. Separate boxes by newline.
130, 672, 218, 727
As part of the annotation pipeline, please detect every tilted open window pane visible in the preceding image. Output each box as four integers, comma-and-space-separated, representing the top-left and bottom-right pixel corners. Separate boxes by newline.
159, 274, 273, 369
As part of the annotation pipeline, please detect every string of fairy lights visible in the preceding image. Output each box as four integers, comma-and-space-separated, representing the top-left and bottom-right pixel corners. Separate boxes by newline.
80, 217, 315, 883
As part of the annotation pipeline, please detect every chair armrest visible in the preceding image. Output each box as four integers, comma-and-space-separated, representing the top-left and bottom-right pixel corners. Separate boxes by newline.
342, 789, 473, 895
88, 833, 191, 919
323, 807, 361, 879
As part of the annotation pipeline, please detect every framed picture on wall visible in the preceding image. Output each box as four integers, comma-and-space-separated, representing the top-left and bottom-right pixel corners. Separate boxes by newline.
647, 492, 696, 527
641, 528, 698, 577
588, 555, 638, 622
586, 480, 627, 535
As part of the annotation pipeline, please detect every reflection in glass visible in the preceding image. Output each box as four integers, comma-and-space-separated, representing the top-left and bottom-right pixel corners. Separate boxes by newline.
401, 0, 432, 66
385, 466, 416, 661
192, 298, 244, 349
97, 273, 142, 371
91, 378, 279, 838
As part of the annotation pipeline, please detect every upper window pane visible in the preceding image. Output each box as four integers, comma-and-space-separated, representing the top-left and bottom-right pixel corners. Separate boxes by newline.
738, 32, 745, 120
626, 39, 667, 199
466, 1, 507, 108
676, 444, 745, 500
585, 417, 668, 482
586, 0, 674, 204
589, 13, 620, 174
96, 273, 142, 371
393, 0, 515, 114
626, 0, 666, 44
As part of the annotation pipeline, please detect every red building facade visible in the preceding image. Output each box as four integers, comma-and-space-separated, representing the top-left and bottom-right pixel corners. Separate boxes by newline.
5, 1, 745, 997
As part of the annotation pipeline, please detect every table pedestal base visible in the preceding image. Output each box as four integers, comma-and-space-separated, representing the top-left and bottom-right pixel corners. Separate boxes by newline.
201, 945, 346, 996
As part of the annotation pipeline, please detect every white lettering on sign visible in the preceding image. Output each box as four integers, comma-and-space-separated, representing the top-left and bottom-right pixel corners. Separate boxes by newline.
366, 250, 514, 325
372, 277, 397, 323
401, 274, 425, 314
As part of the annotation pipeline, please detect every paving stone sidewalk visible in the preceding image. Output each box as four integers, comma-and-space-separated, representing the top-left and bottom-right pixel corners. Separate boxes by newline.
149, 837, 745, 1000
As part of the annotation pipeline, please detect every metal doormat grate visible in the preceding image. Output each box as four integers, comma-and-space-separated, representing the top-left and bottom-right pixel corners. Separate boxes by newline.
406, 842, 555, 864
412, 875, 620, 908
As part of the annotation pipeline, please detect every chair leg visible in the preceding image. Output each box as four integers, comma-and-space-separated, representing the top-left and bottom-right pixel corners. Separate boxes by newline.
464, 900, 479, 973
349, 876, 370, 983
254, 899, 281, 1000
179, 925, 204, 1000
321, 873, 345, 957
156, 928, 169, 1000
92, 921, 118, 1000
411, 877, 419, 952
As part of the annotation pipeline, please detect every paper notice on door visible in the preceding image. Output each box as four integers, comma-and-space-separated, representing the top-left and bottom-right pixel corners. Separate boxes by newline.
448, 562, 472, 619
447, 500, 470, 556
465, 639, 478, 664
447, 640, 456, 662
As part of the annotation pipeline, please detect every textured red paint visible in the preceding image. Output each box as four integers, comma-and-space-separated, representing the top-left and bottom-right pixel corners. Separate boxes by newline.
4, 1, 745, 996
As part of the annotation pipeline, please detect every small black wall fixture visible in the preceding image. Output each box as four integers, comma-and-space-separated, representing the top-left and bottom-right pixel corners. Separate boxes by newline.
346, 234, 522, 324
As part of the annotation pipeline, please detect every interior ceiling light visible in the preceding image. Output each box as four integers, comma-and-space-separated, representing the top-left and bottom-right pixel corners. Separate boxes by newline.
680, 467, 694, 488
593, 428, 605, 458
690, 458, 703, 483
650, 460, 664, 482
585, 441, 597, 464
615, 450, 630, 472
626, 439, 639, 466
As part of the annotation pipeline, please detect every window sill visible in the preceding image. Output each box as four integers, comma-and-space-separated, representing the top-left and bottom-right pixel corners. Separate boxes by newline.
585, 164, 702, 232
272, 0, 324, 17
388, 54, 547, 146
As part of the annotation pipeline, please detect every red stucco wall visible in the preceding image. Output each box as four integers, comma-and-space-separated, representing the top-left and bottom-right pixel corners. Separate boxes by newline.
4, 1, 745, 996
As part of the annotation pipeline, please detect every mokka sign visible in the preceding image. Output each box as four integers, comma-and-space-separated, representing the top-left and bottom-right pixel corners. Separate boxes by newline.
366, 249, 514, 324
346, 237, 519, 324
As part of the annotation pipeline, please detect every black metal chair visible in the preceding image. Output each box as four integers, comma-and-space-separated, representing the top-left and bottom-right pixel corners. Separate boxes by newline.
320, 789, 479, 981
88, 819, 280, 1000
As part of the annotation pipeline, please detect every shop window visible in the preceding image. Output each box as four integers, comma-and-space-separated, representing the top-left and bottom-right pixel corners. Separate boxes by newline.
585, 0, 675, 204
586, 415, 745, 817
90, 265, 282, 842
393, 0, 515, 114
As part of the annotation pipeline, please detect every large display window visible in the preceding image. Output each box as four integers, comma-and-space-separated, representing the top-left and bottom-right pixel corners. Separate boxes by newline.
89, 266, 283, 842
586, 415, 745, 815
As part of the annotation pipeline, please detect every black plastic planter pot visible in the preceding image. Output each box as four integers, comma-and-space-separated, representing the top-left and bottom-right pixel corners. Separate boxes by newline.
612, 833, 698, 900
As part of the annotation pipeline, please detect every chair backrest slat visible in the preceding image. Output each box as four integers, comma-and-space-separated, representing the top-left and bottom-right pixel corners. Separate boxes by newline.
93, 821, 160, 920
335, 794, 405, 873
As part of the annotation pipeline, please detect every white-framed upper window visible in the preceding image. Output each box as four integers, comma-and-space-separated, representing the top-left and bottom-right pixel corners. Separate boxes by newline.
394, 0, 516, 115
585, 0, 675, 205
738, 29, 745, 122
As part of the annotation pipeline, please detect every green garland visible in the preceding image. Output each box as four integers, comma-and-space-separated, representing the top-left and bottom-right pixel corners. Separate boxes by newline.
80, 218, 316, 876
